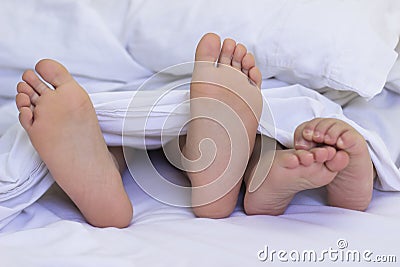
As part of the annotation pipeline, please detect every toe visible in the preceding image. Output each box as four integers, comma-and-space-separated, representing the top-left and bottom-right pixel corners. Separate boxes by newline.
312, 118, 338, 144
16, 93, 31, 110
232, 44, 247, 70
295, 150, 314, 166
310, 146, 336, 163
242, 53, 255, 75
309, 118, 363, 153
281, 152, 300, 169
22, 70, 51, 96
18, 106, 33, 131
301, 118, 324, 143
248, 67, 262, 88
325, 146, 337, 161
325, 150, 349, 172
310, 147, 328, 163
218, 38, 236, 65
35, 59, 74, 88
324, 122, 357, 149
294, 121, 317, 150
195, 33, 221, 62
325, 123, 348, 145
336, 130, 360, 151
17, 81, 40, 105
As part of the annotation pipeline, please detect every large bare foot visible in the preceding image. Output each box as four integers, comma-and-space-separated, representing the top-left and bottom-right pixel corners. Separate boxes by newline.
182, 33, 262, 218
244, 136, 341, 215
15, 59, 132, 228
294, 118, 374, 211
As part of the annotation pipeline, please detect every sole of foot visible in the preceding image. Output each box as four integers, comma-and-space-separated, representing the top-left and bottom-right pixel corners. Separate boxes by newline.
294, 118, 374, 211
182, 33, 263, 218
16, 59, 132, 228
244, 135, 339, 215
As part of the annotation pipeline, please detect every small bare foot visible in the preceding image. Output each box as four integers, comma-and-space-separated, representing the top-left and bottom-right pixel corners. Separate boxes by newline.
182, 33, 262, 218
244, 136, 339, 215
294, 118, 374, 211
15, 59, 132, 228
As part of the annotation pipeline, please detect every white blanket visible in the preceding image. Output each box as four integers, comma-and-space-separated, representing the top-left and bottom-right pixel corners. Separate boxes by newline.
1, 80, 400, 228
0, 0, 400, 230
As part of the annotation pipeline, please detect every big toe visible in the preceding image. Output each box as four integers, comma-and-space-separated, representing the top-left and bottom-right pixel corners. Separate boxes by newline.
325, 150, 350, 172
35, 59, 74, 88
294, 121, 317, 150
195, 33, 221, 62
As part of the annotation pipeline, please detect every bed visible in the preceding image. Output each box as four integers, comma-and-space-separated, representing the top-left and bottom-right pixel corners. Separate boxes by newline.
1, 0, 400, 266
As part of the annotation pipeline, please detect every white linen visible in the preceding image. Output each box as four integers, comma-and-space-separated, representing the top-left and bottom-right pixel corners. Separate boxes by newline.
1, 0, 399, 99
0, 150, 399, 267
125, 0, 400, 99
0, 103, 18, 136
0, 0, 152, 97
0, 0, 399, 229
0, 123, 54, 229
386, 42, 400, 93
1, 81, 400, 228
0, 1, 399, 265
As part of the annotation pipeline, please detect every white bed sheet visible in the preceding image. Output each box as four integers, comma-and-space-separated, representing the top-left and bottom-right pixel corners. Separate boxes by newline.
0, 149, 399, 267
0, 1, 399, 265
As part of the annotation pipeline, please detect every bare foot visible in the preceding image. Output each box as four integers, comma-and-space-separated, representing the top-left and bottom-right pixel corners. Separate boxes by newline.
294, 118, 374, 211
182, 33, 262, 218
244, 136, 340, 215
15, 59, 132, 228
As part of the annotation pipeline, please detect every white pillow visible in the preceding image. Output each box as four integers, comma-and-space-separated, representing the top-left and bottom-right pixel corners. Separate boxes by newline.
127, 0, 400, 99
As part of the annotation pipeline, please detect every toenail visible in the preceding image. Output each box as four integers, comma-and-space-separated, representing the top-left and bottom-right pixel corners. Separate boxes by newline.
313, 131, 320, 138
304, 129, 313, 136
337, 137, 344, 147
295, 140, 310, 149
